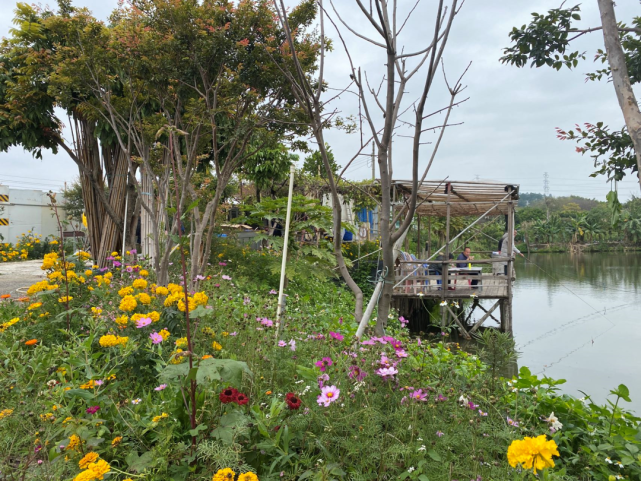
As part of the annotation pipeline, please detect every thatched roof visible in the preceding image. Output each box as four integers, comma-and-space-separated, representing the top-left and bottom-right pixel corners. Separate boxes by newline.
392, 180, 519, 217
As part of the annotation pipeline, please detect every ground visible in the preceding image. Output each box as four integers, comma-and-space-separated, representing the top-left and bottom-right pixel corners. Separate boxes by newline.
0, 260, 45, 296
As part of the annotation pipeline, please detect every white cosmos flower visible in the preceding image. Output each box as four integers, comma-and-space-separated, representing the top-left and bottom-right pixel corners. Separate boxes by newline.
408, 467, 415, 473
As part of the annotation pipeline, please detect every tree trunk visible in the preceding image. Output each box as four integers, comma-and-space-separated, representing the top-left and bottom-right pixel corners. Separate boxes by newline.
96, 150, 128, 265
597, 0, 641, 190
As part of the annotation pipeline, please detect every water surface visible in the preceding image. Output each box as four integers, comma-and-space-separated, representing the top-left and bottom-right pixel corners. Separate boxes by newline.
510, 252, 641, 412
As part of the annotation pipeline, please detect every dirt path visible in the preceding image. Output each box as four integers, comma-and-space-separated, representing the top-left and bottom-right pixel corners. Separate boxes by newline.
0, 260, 45, 297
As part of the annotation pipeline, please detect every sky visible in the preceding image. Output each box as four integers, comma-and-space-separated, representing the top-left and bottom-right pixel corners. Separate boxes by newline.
0, 0, 640, 201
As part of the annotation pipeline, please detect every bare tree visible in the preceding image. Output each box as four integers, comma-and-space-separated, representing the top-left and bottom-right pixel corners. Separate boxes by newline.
274, 0, 467, 334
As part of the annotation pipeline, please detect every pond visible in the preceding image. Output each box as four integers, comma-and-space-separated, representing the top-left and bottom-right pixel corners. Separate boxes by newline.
511, 252, 641, 413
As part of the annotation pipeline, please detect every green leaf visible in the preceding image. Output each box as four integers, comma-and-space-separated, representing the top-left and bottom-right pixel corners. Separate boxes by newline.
418, 475, 430, 481
198, 358, 252, 386
159, 363, 190, 383
126, 451, 155, 473
188, 424, 208, 436
64, 389, 94, 400
427, 449, 441, 462
211, 412, 249, 444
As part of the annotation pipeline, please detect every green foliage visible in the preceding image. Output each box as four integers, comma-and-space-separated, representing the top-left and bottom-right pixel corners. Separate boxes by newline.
302, 144, 340, 178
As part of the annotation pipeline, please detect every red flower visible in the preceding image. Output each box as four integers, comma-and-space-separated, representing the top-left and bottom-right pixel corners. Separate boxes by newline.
236, 393, 249, 405
219, 387, 239, 404
285, 393, 301, 410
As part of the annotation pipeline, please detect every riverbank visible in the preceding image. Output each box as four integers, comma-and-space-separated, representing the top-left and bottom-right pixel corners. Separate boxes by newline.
0, 248, 639, 480
520, 242, 641, 254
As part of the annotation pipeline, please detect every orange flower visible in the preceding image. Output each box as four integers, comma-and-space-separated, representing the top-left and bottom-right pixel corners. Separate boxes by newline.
0, 294, 10, 299
25, 339, 38, 346
17, 297, 30, 302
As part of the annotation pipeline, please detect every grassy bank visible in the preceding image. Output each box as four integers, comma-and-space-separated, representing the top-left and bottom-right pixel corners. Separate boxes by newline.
0, 244, 639, 480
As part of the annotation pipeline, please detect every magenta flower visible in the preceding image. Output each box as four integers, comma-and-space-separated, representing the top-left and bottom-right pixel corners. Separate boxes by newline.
410, 389, 428, 402
507, 417, 519, 427
222, 275, 232, 280
125, 266, 133, 273
390, 340, 404, 350
269, 289, 278, 294
329, 331, 344, 341
395, 349, 408, 358
399, 316, 409, 327
315, 357, 333, 372
94, 380, 104, 386
348, 365, 367, 381
436, 394, 448, 402
150, 332, 163, 344
136, 317, 152, 328
467, 401, 479, 410
360, 339, 376, 345
86, 406, 100, 415
113, 261, 121, 267
436, 430, 444, 437
376, 366, 398, 379
278, 340, 287, 347
260, 318, 274, 327
317, 373, 330, 388
155, 384, 168, 391
219, 262, 227, 266
317, 385, 340, 407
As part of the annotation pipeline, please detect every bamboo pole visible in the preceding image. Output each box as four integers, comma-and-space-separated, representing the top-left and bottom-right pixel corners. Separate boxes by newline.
275, 165, 296, 338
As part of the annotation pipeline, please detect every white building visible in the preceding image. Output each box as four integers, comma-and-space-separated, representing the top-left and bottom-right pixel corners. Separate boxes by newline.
0, 186, 66, 244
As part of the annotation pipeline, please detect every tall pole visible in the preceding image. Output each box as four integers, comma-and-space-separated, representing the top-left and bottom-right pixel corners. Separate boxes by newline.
275, 165, 296, 337
371, 142, 375, 181
121, 187, 128, 267
442, 185, 451, 328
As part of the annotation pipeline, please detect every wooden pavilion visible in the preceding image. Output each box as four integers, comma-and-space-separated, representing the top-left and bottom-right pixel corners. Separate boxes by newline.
390, 180, 520, 339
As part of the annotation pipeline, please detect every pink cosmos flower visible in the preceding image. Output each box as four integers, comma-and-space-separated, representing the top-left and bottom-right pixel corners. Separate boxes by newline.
155, 384, 167, 391
410, 389, 428, 402
113, 261, 122, 267
243, 297, 251, 305
507, 417, 519, 427
436, 394, 448, 402
436, 430, 444, 437
150, 332, 163, 344
219, 262, 227, 266
317, 373, 330, 388
230, 332, 238, 336
261, 318, 274, 327
126, 266, 134, 273
467, 401, 479, 410
315, 357, 333, 372
399, 316, 409, 327
94, 380, 104, 386
136, 317, 152, 328
278, 340, 287, 347
376, 366, 398, 379
390, 340, 404, 350
395, 350, 408, 358
348, 365, 367, 381
269, 289, 278, 294
329, 331, 344, 341
194, 275, 206, 281
222, 275, 232, 280
288, 339, 296, 351
360, 339, 376, 345
86, 406, 100, 415
317, 385, 340, 407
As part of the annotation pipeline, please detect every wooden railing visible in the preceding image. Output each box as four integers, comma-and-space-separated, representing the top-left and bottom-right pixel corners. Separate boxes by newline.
393, 257, 511, 296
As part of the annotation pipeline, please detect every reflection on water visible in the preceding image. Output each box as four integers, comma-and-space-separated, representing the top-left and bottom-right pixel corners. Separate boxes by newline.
509, 253, 641, 412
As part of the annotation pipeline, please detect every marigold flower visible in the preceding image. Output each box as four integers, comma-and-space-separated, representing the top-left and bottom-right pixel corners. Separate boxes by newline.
66, 434, 81, 451
132, 278, 148, 290
212, 468, 236, 481
118, 286, 134, 297
78, 452, 99, 469
158, 329, 170, 340
99, 335, 129, 348
237, 473, 259, 481
152, 412, 169, 423
0, 408, 14, 419
507, 435, 559, 473
0, 294, 10, 299
212, 341, 222, 351
139, 269, 149, 277
115, 315, 129, 326
27, 302, 42, 310
155, 286, 169, 296
119, 295, 137, 312
137, 293, 151, 305
25, 339, 38, 346
58, 296, 73, 304
111, 436, 122, 447
87, 459, 110, 479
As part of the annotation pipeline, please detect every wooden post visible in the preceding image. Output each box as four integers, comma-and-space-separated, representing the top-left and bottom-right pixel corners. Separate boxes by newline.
417, 215, 421, 258
505, 195, 515, 334
427, 215, 431, 258
441, 185, 451, 327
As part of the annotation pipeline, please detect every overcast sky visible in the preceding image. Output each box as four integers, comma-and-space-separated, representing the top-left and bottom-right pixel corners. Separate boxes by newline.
1, 0, 639, 201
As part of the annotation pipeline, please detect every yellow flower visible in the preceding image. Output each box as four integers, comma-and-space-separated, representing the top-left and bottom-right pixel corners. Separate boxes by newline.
137, 292, 151, 305
80, 380, 96, 389
139, 269, 149, 277
82, 213, 88, 228
91, 307, 102, 317
118, 286, 134, 297
132, 278, 148, 290
213, 468, 236, 481
175, 337, 188, 348
170, 349, 186, 364
78, 452, 100, 469
66, 434, 81, 451
73, 470, 96, 481
507, 435, 559, 474
119, 295, 137, 312
98, 335, 129, 348
0, 408, 14, 419
212, 341, 222, 351
152, 412, 169, 423
155, 286, 169, 296
115, 315, 129, 326
238, 473, 259, 481
0, 317, 20, 333
193, 291, 208, 306
111, 436, 122, 447
58, 296, 73, 303
87, 459, 110, 479
177, 296, 196, 312
85, 270, 93, 277
147, 311, 161, 322
158, 329, 170, 340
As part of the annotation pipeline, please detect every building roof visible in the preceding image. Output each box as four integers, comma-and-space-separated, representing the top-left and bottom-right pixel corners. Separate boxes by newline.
392, 180, 519, 217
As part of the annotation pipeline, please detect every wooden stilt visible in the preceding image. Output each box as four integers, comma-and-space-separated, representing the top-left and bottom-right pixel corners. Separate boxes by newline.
469, 300, 501, 334
446, 305, 471, 340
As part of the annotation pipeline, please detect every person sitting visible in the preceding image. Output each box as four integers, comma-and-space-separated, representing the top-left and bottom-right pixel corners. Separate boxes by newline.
457, 247, 478, 287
